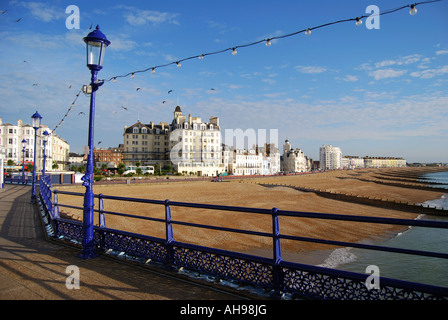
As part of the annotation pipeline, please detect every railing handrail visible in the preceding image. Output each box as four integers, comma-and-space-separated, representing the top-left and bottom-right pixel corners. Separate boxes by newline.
46, 187, 448, 299
53, 189, 448, 230
52, 188, 448, 264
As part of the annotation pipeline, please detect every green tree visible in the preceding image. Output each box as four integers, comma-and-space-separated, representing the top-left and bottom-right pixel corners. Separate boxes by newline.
118, 163, 125, 175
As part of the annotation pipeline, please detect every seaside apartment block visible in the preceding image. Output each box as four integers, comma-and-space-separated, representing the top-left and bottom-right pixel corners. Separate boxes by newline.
319, 145, 343, 170
343, 156, 407, 168
319, 144, 407, 170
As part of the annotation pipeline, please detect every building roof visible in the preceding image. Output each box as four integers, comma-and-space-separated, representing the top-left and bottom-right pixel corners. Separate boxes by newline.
123, 122, 170, 134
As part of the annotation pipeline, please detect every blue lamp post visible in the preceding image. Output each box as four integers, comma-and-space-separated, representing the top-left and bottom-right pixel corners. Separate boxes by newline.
80, 25, 111, 259
21, 139, 27, 185
42, 131, 49, 176
31, 111, 42, 203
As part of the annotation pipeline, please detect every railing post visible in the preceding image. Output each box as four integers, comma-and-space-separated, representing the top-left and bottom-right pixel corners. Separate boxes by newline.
46, 177, 54, 218
53, 189, 60, 219
98, 193, 106, 252
98, 193, 106, 228
165, 199, 175, 267
272, 207, 283, 297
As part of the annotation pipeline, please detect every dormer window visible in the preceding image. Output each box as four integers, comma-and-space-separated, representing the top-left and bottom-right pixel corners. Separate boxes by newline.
133, 127, 139, 133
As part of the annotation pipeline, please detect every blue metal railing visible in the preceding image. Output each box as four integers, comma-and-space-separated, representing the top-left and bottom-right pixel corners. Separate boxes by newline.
38, 175, 448, 300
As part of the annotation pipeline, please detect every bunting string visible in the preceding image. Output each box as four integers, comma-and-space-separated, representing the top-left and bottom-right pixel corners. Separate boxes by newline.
51, 0, 441, 134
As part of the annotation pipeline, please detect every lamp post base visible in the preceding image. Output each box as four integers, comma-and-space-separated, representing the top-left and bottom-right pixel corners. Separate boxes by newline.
77, 251, 98, 260
77, 244, 98, 260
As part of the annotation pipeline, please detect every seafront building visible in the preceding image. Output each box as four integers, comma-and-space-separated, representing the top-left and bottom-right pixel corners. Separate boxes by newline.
224, 145, 281, 176
319, 145, 343, 170
93, 147, 123, 170
281, 140, 312, 173
51, 133, 70, 171
0, 118, 70, 172
68, 153, 85, 169
342, 156, 406, 168
123, 119, 171, 168
123, 106, 224, 176
170, 106, 223, 176
123, 105, 283, 176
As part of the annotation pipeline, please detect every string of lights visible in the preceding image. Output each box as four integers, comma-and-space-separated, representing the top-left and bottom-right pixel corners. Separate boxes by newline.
51, 88, 82, 132
103, 1, 439, 83
51, 0, 441, 134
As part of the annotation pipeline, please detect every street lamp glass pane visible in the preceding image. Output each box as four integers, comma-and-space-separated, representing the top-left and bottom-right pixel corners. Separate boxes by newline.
32, 116, 41, 129
87, 41, 105, 67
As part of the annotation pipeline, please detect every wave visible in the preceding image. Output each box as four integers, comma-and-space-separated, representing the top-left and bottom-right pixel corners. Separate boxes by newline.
317, 247, 357, 269
421, 194, 448, 210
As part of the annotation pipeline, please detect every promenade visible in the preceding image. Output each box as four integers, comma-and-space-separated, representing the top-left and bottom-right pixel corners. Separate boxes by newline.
0, 184, 244, 300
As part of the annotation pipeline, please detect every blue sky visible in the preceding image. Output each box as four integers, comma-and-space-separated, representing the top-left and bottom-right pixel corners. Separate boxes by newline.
0, 0, 447, 163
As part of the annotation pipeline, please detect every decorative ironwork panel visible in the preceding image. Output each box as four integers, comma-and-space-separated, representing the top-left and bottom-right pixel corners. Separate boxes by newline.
173, 246, 273, 288
101, 230, 168, 263
282, 267, 447, 300
55, 220, 83, 243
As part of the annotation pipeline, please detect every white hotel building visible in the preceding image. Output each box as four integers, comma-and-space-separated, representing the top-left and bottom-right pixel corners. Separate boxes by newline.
170, 106, 224, 176
124, 106, 224, 176
281, 140, 311, 173
0, 118, 69, 172
225, 146, 280, 176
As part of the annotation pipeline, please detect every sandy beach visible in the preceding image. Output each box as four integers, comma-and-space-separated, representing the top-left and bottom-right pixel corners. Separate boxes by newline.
56, 167, 448, 264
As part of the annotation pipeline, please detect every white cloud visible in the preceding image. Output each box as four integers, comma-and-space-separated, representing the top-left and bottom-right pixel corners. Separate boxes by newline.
374, 60, 396, 68
369, 68, 407, 80
361, 54, 425, 80
337, 75, 358, 82
13, 1, 65, 22
0, 30, 83, 50
262, 78, 276, 85
410, 65, 448, 79
436, 50, 448, 55
163, 54, 178, 62
107, 35, 138, 52
374, 54, 422, 68
122, 7, 179, 26
295, 65, 327, 74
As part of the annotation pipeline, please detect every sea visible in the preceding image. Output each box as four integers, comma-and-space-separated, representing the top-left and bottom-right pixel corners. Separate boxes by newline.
318, 170, 448, 288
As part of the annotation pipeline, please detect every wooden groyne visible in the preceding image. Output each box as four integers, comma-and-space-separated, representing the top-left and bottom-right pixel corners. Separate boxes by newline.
256, 182, 448, 217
